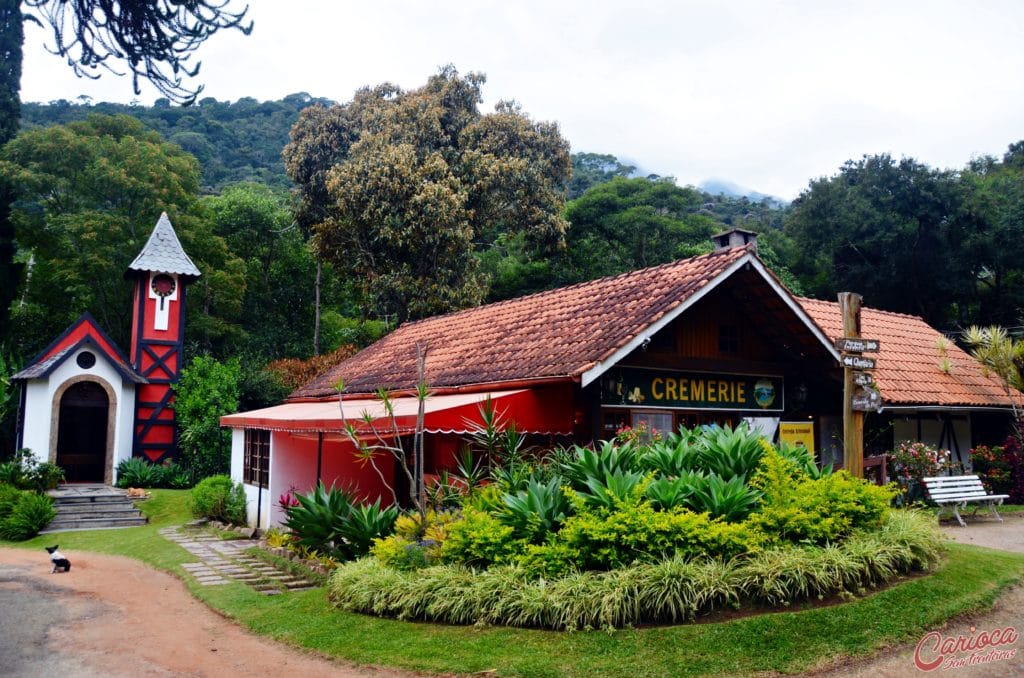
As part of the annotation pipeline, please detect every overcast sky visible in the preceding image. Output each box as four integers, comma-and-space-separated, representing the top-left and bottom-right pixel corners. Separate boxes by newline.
19, 0, 1024, 200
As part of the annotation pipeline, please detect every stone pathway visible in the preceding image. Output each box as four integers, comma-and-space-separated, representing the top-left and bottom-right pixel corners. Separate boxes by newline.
159, 526, 319, 595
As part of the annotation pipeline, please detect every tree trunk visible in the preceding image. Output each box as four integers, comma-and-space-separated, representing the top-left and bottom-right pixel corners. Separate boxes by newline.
0, 0, 24, 345
313, 257, 321, 356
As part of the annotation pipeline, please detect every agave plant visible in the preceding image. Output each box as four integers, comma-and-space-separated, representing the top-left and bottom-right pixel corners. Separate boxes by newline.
776, 441, 833, 479
576, 469, 646, 510
696, 424, 766, 480
685, 473, 762, 522
282, 482, 357, 556
338, 499, 399, 558
497, 476, 569, 542
638, 434, 702, 476
645, 471, 705, 510
560, 440, 640, 490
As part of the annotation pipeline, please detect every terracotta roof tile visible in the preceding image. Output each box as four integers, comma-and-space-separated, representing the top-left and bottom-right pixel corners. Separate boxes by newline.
292, 246, 753, 399
798, 297, 1019, 408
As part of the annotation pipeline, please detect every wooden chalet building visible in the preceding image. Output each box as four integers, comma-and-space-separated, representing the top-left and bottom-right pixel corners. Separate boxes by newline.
223, 230, 1020, 528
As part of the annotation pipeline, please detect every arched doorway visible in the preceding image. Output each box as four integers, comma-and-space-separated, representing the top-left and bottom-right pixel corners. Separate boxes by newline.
56, 381, 109, 482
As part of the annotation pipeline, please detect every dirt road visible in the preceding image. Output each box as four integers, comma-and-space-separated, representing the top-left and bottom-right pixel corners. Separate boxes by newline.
0, 548, 408, 678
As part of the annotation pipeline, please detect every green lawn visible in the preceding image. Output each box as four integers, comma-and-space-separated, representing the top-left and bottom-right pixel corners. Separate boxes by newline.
4, 490, 1024, 677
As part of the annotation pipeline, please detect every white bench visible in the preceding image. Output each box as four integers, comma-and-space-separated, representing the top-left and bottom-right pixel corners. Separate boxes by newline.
923, 475, 1009, 527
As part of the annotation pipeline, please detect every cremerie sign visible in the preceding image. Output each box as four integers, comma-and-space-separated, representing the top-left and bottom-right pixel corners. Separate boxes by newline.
602, 368, 784, 412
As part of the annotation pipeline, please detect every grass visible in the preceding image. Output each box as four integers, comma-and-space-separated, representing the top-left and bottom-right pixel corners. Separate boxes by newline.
3, 490, 1024, 676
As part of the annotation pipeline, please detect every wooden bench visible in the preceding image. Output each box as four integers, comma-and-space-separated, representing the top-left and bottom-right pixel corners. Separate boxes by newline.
923, 475, 1009, 527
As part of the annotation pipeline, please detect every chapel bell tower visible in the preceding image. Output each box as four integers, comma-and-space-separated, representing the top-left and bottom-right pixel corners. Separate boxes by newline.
126, 213, 200, 463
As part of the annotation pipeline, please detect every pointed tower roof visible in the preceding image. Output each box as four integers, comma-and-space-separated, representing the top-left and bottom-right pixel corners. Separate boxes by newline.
126, 213, 201, 279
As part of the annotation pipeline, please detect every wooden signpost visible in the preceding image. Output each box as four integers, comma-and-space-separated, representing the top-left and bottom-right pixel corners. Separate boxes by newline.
838, 292, 882, 479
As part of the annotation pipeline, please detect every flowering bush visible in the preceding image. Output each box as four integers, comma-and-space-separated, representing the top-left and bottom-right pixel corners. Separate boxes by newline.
615, 421, 663, 445
971, 436, 1024, 503
889, 441, 955, 503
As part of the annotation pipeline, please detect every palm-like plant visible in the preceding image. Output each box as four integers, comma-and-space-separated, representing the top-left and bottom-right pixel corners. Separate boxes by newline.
560, 441, 639, 490
645, 471, 704, 510
697, 424, 766, 480
576, 470, 646, 510
339, 499, 399, 558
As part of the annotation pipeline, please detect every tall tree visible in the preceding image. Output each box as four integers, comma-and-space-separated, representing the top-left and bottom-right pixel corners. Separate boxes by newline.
784, 154, 970, 327
284, 66, 572, 324
559, 177, 719, 284
1, 114, 246, 356
0, 0, 250, 346
567, 152, 636, 199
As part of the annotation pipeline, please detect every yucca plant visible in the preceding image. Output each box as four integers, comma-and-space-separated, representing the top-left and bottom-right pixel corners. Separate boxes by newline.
283, 482, 357, 556
697, 424, 766, 479
686, 473, 762, 521
498, 477, 569, 542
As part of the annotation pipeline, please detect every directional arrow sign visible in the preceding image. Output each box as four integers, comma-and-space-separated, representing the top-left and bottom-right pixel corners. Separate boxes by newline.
853, 371, 874, 386
835, 337, 881, 353
841, 354, 876, 370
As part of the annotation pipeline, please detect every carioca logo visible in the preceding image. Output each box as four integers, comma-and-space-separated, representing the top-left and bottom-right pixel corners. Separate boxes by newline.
914, 625, 1018, 671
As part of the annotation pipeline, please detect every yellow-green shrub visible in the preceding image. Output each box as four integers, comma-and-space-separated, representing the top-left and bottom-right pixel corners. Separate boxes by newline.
748, 451, 898, 544
440, 506, 526, 567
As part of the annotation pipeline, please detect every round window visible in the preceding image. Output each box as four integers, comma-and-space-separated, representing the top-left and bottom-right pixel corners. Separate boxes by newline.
76, 351, 97, 369
151, 273, 177, 298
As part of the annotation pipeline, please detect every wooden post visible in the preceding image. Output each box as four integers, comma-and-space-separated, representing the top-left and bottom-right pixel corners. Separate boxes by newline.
839, 292, 864, 478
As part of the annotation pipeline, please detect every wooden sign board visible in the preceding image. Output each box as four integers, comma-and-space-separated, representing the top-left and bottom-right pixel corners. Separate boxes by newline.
853, 371, 874, 387
851, 386, 882, 412
835, 337, 881, 353
841, 355, 876, 370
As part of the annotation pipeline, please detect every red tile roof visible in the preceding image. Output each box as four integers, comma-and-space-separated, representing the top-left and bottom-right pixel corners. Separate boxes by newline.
798, 297, 1020, 408
291, 246, 754, 399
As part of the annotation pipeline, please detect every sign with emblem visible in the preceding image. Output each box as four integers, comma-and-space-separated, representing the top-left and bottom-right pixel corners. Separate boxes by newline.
602, 368, 784, 412
835, 337, 881, 353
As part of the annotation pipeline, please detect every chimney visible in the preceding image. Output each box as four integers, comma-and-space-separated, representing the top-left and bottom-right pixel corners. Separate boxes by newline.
711, 228, 758, 252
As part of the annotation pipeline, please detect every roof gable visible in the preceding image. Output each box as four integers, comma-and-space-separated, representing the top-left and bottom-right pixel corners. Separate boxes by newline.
126, 212, 201, 278
798, 297, 1019, 409
13, 312, 145, 384
291, 246, 839, 400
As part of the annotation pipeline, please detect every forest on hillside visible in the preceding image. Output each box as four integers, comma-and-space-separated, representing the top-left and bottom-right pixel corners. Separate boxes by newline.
3, 71, 1024, 412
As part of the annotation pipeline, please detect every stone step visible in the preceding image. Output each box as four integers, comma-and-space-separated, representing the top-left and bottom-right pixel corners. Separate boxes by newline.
52, 494, 133, 505
41, 516, 148, 532
52, 507, 142, 518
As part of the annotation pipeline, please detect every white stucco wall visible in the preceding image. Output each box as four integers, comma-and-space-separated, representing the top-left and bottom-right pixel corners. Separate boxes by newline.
20, 346, 135, 482
229, 427, 273, 529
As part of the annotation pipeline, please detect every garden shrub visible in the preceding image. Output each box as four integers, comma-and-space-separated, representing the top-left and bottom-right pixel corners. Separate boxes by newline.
0, 491, 56, 540
189, 474, 247, 525
748, 450, 897, 544
0, 449, 64, 492
495, 477, 569, 542
971, 437, 1024, 502
331, 511, 942, 630
116, 457, 164, 488
441, 506, 524, 567
889, 441, 955, 503
0, 483, 23, 518
549, 501, 762, 572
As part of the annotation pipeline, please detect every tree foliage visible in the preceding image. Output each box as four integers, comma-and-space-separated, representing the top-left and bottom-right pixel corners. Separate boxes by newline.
784, 154, 971, 327
173, 355, 240, 479
21, 93, 335, 190
567, 152, 636, 199
284, 66, 572, 323
23, 0, 251, 104
1, 114, 245, 355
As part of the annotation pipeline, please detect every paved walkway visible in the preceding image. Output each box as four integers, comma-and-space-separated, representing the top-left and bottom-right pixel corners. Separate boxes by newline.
159, 526, 318, 595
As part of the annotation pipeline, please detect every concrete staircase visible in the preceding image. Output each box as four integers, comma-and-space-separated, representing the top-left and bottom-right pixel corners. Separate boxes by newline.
41, 484, 148, 533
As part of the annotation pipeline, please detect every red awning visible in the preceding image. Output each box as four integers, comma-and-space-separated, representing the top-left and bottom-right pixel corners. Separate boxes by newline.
219, 389, 572, 436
